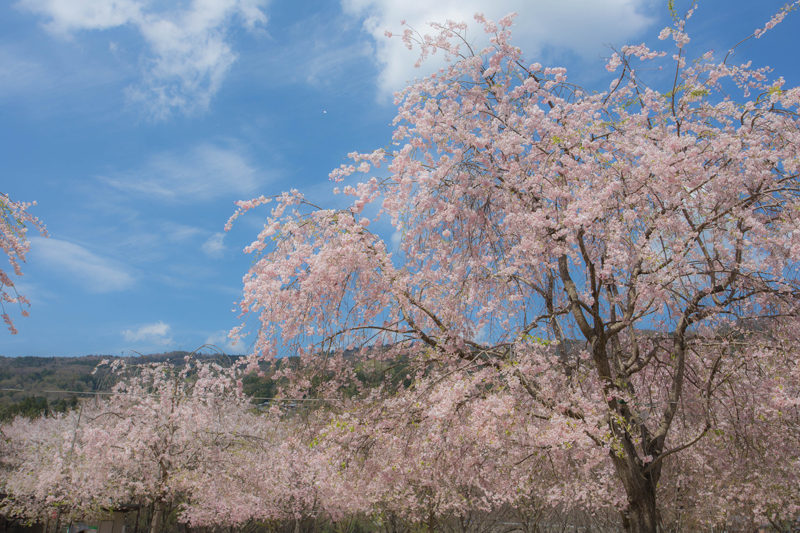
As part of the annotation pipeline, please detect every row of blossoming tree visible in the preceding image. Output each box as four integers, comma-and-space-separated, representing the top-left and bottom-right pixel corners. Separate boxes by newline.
1, 352, 798, 532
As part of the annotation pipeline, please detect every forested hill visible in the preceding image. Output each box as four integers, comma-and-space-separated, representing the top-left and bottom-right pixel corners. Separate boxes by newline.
0, 351, 261, 421
0, 339, 599, 422
0, 348, 414, 421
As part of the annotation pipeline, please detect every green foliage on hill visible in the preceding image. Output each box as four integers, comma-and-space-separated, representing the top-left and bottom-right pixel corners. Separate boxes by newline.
0, 347, 413, 421
0, 351, 253, 421
0, 355, 106, 419
0, 395, 79, 421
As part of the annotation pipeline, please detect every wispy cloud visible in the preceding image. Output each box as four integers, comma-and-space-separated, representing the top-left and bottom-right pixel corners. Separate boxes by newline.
201, 232, 226, 258
100, 143, 265, 203
341, 0, 655, 97
122, 321, 173, 345
204, 329, 244, 354
0, 44, 125, 112
18, 0, 269, 117
302, 39, 374, 87
30, 237, 135, 293
222, 9, 376, 97
162, 222, 206, 243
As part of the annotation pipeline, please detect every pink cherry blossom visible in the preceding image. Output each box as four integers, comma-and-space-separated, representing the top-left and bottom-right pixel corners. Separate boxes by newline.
0, 193, 45, 334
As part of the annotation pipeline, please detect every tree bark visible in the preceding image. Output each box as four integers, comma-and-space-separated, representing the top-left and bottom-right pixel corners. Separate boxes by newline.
149, 501, 165, 533
612, 453, 659, 533
621, 488, 658, 533
427, 508, 436, 533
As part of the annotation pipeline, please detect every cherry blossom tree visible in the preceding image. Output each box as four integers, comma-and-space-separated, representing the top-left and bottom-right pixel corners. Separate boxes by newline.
94, 359, 254, 533
0, 192, 45, 334
229, 5, 800, 531
1, 413, 79, 523
180, 374, 614, 531
178, 404, 335, 530
317, 369, 620, 531
0, 359, 252, 533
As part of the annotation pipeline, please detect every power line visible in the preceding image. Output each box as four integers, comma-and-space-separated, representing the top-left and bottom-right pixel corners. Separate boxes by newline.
0, 387, 671, 409
0, 387, 339, 402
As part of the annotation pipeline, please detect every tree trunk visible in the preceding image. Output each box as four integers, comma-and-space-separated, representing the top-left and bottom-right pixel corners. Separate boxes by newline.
620, 486, 658, 533
587, 336, 663, 533
427, 508, 436, 533
613, 452, 659, 533
149, 501, 165, 533
134, 502, 141, 533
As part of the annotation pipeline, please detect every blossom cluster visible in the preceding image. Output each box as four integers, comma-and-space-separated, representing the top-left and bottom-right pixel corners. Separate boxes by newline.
0, 193, 45, 334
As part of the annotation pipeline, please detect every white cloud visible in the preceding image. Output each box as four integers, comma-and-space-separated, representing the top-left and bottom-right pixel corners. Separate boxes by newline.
162, 222, 205, 243
18, 0, 268, 117
201, 232, 226, 258
30, 237, 135, 293
340, 0, 655, 97
204, 329, 244, 354
100, 143, 264, 202
304, 40, 375, 87
19, 0, 143, 34
122, 321, 173, 345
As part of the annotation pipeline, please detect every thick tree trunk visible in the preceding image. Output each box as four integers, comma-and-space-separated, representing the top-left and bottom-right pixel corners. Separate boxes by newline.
620, 486, 658, 533
582, 333, 665, 533
613, 452, 659, 533
149, 501, 165, 533
426, 508, 436, 533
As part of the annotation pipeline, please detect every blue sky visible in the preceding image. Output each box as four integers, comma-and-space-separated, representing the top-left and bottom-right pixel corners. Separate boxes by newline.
0, 0, 797, 356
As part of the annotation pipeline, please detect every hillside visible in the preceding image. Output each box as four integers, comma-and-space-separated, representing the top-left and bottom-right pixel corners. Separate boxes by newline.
0, 351, 254, 421
0, 346, 417, 421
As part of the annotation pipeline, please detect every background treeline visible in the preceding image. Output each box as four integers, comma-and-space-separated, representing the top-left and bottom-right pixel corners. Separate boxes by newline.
0, 353, 248, 421
0, 350, 408, 421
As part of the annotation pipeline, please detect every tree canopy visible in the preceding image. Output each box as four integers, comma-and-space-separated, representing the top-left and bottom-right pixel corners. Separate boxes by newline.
228, 6, 800, 532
